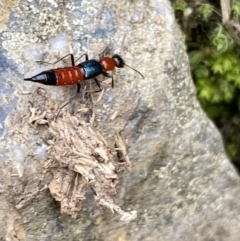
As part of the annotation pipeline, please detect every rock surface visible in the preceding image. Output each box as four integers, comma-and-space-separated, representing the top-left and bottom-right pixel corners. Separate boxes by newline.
0, 0, 240, 240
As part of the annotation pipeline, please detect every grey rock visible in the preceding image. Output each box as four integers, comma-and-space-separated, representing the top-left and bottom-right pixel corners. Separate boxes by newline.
0, 0, 240, 240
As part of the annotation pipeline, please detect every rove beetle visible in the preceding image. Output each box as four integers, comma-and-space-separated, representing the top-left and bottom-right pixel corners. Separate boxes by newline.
24, 53, 144, 93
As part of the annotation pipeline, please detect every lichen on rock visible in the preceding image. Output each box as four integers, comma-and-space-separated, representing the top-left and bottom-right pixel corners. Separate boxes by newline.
46, 113, 136, 222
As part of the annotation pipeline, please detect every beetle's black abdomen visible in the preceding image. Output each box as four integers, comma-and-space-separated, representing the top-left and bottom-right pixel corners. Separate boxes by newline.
79, 59, 102, 79
24, 71, 57, 85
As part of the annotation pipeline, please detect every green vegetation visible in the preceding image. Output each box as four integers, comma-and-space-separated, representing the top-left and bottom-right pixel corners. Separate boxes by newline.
173, 0, 240, 165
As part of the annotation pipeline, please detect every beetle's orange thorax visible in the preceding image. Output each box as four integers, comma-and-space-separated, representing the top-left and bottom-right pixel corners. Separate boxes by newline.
99, 57, 116, 71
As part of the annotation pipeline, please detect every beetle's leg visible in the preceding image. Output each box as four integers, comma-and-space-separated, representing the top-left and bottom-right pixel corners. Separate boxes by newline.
93, 78, 103, 92
77, 83, 81, 93
102, 72, 114, 88
75, 53, 89, 64
36, 54, 75, 66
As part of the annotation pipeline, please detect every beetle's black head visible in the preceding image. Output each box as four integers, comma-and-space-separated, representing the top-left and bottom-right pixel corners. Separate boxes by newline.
112, 54, 125, 68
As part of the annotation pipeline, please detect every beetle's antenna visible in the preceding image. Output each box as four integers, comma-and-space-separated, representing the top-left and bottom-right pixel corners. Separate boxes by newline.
125, 63, 144, 79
